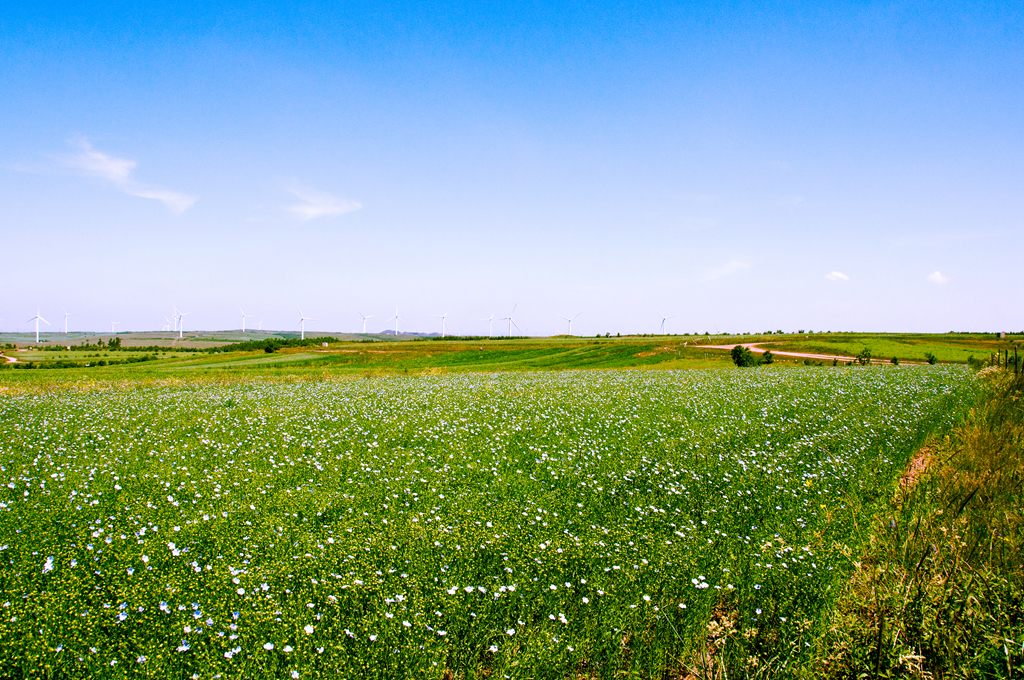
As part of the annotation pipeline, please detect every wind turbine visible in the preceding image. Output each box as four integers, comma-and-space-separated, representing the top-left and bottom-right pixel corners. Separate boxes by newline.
296, 307, 315, 340
63, 309, 73, 334
258, 318, 263, 331
558, 312, 581, 336
27, 310, 49, 343
240, 308, 252, 333
358, 312, 373, 334
498, 304, 520, 337
480, 312, 495, 337
657, 311, 676, 335
432, 311, 449, 338
178, 312, 190, 339
387, 308, 402, 336
110, 321, 120, 334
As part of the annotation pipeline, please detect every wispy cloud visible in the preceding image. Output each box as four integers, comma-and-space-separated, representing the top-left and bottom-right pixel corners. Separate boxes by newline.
701, 259, 750, 282
54, 139, 196, 213
825, 271, 850, 281
927, 271, 949, 284
286, 181, 362, 220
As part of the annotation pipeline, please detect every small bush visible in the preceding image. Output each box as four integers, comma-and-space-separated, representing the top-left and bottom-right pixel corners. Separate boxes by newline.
890, 356, 899, 365
730, 345, 760, 367
925, 352, 938, 364
857, 347, 873, 365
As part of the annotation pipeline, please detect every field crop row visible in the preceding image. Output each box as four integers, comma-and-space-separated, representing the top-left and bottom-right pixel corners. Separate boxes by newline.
0, 367, 977, 678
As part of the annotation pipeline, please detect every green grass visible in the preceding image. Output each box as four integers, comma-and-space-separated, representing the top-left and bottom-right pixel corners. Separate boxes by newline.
1, 338, 733, 379
818, 368, 1024, 678
0, 366, 978, 678
754, 333, 1020, 364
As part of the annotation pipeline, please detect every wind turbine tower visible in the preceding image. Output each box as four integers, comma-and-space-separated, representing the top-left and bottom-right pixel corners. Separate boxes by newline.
240, 308, 252, 333
63, 309, 73, 334
358, 312, 373, 334
432, 312, 449, 338
480, 313, 495, 337
657, 311, 676, 335
387, 308, 403, 336
27, 310, 50, 343
296, 308, 315, 341
498, 304, 520, 337
558, 312, 581, 336
110, 321, 120, 334
178, 312, 190, 339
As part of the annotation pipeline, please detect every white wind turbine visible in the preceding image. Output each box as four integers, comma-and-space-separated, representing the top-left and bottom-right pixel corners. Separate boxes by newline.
296, 307, 315, 340
177, 312, 190, 339
498, 304, 520, 337
258, 318, 263, 331
110, 321, 120, 334
432, 311, 449, 338
387, 308, 403, 336
558, 312, 581, 336
657, 311, 676, 335
358, 312, 373, 334
63, 309, 73, 334
27, 310, 50, 343
480, 312, 495, 337
240, 308, 253, 333
172, 307, 181, 333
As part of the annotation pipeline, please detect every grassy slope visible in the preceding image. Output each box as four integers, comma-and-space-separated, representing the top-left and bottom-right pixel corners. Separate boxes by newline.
815, 369, 1024, 678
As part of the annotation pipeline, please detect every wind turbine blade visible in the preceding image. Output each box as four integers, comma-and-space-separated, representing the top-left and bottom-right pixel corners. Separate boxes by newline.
511, 303, 517, 314
511, 319, 520, 331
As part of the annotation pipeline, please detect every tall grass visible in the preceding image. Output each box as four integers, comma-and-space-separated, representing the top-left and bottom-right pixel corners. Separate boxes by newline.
819, 369, 1024, 678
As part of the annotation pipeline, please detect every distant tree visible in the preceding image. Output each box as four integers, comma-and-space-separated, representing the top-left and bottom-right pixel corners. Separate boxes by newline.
761, 349, 774, 364
731, 345, 759, 367
855, 347, 872, 365
925, 352, 938, 365
890, 356, 899, 365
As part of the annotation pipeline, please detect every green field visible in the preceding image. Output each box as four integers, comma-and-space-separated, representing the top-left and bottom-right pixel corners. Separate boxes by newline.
0, 337, 735, 379
754, 333, 1019, 364
0, 365, 978, 678
3, 331, 1019, 380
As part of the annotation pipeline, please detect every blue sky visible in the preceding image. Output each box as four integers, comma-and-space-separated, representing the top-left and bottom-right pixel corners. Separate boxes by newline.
2, 1, 1021, 335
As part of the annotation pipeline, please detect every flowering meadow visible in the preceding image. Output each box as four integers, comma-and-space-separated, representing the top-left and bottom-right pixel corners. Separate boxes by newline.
0, 367, 976, 678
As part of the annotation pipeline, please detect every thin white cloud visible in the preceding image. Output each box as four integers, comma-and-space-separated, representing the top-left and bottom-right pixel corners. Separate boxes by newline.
927, 271, 949, 284
701, 259, 750, 282
825, 271, 850, 281
54, 139, 196, 213
287, 182, 362, 220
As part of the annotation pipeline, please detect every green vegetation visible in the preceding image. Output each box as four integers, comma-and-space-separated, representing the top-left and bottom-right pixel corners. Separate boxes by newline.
0, 367, 977, 678
818, 368, 1024, 678
0, 337, 733, 379
760, 333, 1020, 365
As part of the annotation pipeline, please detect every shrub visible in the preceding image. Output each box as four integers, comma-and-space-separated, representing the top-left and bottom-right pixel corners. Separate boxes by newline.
761, 349, 774, 365
890, 356, 899, 365
857, 347, 873, 365
925, 352, 938, 364
730, 345, 759, 367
